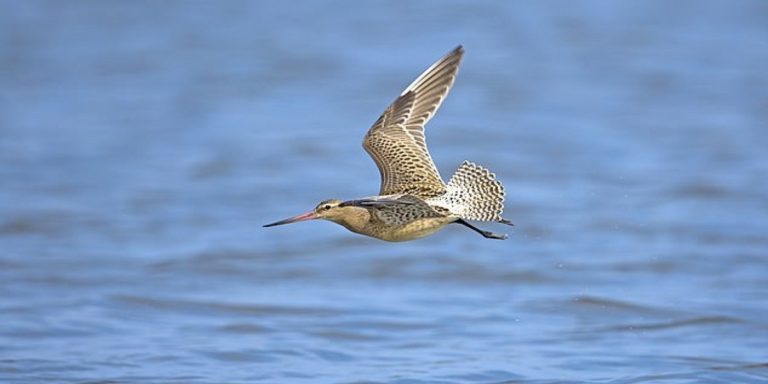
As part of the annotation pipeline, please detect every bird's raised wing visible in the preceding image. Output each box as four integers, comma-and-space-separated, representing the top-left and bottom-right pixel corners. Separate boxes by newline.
363, 45, 464, 198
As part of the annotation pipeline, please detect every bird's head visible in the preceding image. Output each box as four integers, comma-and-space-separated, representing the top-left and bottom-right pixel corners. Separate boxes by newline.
263, 199, 345, 227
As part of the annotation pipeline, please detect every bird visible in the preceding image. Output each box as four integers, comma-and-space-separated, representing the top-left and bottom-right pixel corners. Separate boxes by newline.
264, 45, 513, 241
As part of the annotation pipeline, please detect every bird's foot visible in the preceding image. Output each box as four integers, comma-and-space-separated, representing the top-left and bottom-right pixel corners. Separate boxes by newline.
481, 230, 508, 240
454, 218, 509, 240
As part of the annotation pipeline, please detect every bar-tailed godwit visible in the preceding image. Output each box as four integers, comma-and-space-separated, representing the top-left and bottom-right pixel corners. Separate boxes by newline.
264, 46, 512, 241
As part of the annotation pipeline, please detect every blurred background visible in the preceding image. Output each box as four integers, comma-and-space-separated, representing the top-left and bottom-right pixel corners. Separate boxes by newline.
1, 1, 767, 383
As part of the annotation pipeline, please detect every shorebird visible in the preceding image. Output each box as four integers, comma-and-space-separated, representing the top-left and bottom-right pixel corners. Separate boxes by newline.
264, 46, 512, 241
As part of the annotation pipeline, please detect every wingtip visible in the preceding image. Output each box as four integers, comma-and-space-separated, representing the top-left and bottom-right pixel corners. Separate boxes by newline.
453, 45, 464, 55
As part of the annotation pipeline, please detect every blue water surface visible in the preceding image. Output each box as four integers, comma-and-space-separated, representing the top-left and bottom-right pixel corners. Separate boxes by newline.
1, 1, 767, 383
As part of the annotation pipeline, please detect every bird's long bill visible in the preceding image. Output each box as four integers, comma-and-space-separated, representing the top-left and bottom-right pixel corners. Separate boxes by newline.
263, 211, 318, 227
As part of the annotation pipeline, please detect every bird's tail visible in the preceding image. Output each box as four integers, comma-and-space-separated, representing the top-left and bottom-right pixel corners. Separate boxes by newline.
432, 160, 511, 224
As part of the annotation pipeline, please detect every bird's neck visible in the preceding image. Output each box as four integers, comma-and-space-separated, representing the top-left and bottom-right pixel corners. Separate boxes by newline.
329, 206, 371, 233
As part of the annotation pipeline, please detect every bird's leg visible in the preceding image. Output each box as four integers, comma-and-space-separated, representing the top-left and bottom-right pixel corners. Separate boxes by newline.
454, 219, 508, 240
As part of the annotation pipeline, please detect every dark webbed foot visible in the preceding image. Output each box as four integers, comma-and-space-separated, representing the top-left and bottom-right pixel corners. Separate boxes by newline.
479, 230, 508, 240
454, 218, 509, 240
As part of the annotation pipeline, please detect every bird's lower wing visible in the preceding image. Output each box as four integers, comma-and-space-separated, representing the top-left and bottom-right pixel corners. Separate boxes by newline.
342, 195, 444, 226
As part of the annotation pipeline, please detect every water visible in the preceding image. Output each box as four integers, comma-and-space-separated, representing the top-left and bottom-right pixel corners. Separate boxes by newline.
2, 1, 767, 383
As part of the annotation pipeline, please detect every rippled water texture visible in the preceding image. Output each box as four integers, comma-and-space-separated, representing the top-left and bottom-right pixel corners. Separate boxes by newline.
2, 1, 767, 383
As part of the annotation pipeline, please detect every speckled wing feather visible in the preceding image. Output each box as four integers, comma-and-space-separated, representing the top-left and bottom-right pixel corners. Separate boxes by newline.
363, 46, 464, 198
428, 160, 507, 222
369, 195, 444, 226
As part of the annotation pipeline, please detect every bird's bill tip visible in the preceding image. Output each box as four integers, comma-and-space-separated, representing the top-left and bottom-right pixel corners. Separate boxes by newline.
263, 211, 318, 227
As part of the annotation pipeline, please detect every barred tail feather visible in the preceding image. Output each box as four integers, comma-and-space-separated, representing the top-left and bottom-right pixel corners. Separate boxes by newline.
432, 160, 509, 223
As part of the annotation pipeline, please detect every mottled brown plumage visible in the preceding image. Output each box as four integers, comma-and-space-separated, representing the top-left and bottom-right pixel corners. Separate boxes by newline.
364, 46, 463, 197
264, 46, 513, 242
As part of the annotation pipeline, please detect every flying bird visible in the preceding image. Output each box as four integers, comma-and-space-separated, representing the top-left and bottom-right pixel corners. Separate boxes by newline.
264, 46, 512, 241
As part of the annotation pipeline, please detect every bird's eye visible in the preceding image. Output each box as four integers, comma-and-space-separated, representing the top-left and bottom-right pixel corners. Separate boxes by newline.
323, 204, 331, 210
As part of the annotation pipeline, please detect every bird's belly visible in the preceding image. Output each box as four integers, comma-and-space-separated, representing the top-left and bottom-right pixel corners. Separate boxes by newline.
365, 217, 455, 242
